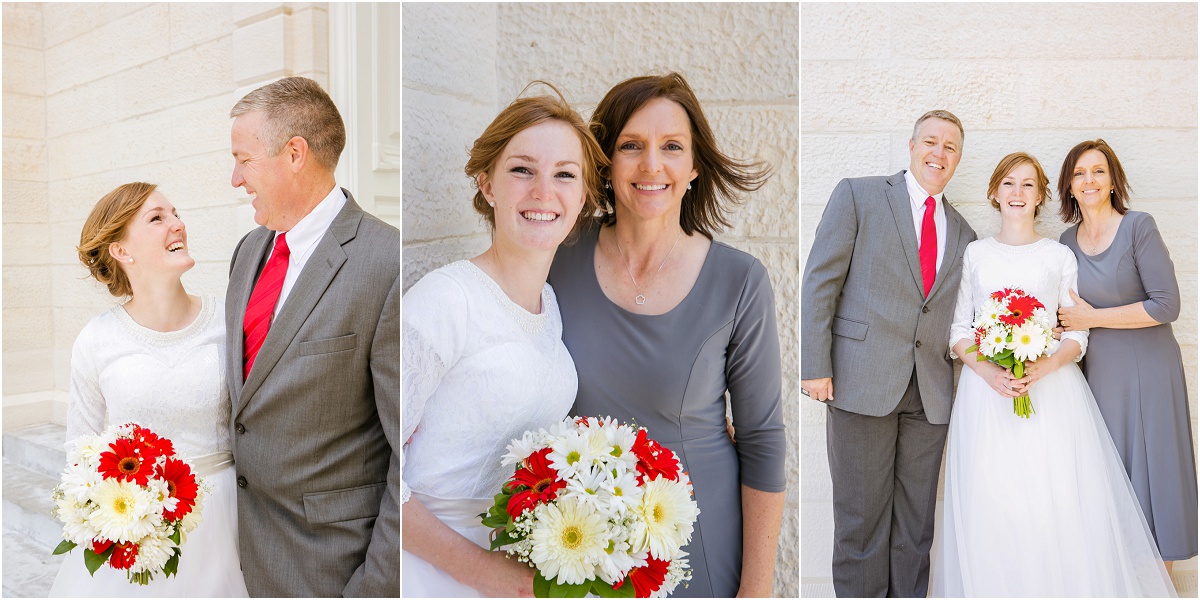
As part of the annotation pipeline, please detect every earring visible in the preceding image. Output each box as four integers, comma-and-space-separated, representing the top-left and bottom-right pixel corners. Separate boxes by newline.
128, 258, 134, 263
488, 202, 494, 207
687, 182, 693, 190
604, 180, 611, 190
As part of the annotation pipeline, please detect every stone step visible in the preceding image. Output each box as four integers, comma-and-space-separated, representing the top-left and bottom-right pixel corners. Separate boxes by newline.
2, 526, 63, 598
3, 423, 66, 479
2, 460, 63, 550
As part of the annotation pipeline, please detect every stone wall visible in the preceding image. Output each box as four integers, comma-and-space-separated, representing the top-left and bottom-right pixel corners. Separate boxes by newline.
1, 2, 331, 428
403, 3, 800, 596
801, 2, 1198, 595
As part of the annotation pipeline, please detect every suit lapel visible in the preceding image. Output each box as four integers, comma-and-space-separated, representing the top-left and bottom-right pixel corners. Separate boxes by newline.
238, 194, 362, 407
229, 228, 275, 415
885, 171, 925, 296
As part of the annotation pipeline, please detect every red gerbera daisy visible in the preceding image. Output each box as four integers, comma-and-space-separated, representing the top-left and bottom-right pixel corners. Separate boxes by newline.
632, 429, 680, 483
98, 438, 153, 485
999, 294, 1041, 327
615, 557, 670, 598
129, 424, 174, 460
157, 457, 199, 520
108, 541, 139, 569
504, 448, 566, 518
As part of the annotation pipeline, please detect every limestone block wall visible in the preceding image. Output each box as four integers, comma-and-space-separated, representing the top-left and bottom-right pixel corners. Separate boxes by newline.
403, 3, 799, 596
801, 3, 1198, 596
1, 2, 331, 429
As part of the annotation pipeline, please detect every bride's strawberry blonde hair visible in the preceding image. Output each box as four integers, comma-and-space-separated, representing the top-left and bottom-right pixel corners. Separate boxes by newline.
465, 81, 608, 243
77, 182, 157, 297
986, 152, 1052, 217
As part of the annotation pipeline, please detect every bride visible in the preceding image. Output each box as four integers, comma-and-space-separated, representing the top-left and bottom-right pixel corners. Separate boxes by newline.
401, 85, 605, 596
931, 152, 1175, 596
50, 183, 248, 597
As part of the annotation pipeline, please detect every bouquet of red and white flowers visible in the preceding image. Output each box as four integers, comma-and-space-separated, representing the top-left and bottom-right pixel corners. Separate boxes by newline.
50, 423, 207, 585
965, 287, 1056, 418
480, 416, 701, 598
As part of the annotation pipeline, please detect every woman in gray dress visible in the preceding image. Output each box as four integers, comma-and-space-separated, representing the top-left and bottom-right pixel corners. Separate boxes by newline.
547, 73, 786, 597
1056, 138, 1198, 570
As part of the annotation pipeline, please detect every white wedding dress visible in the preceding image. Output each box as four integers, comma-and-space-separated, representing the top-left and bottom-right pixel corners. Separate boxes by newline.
402, 260, 577, 597
49, 296, 249, 597
931, 237, 1175, 597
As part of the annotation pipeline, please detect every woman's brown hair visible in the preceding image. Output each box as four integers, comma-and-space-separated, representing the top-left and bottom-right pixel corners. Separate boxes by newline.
78, 182, 157, 297
1057, 138, 1131, 224
465, 82, 608, 242
589, 72, 772, 239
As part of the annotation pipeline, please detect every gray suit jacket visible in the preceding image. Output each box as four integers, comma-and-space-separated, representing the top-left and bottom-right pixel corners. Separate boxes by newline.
226, 191, 400, 597
801, 172, 976, 424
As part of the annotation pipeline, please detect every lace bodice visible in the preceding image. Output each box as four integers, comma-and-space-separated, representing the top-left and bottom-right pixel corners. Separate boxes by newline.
949, 237, 1088, 359
402, 261, 577, 503
65, 296, 231, 458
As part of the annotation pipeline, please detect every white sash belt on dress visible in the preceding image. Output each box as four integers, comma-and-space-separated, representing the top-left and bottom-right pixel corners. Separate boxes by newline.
188, 451, 234, 477
410, 491, 491, 530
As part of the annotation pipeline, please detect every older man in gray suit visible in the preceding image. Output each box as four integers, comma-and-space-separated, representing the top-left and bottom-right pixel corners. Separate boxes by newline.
801, 110, 977, 597
226, 77, 399, 596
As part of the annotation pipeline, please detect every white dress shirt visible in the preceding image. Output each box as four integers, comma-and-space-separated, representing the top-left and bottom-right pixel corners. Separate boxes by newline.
904, 170, 948, 275
271, 185, 348, 317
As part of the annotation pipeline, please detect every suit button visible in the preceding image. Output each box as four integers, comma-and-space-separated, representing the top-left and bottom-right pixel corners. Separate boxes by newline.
922, 306, 930, 314
235, 423, 245, 434
915, 340, 923, 348
237, 476, 247, 488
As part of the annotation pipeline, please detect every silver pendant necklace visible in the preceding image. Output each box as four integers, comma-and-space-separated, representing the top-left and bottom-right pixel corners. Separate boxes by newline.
615, 229, 683, 306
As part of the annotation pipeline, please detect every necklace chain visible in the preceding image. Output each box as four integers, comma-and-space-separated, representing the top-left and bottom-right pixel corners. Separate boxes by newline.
615, 230, 683, 306
1084, 212, 1118, 254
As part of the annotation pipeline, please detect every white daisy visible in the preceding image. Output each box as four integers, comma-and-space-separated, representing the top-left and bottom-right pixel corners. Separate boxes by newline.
502, 430, 543, 467
595, 536, 642, 585
633, 477, 700, 560
528, 497, 609, 585
88, 478, 160, 543
1011, 321, 1048, 362
563, 465, 609, 512
978, 325, 1010, 358
973, 298, 1005, 329
601, 469, 643, 516
58, 462, 103, 504
599, 424, 639, 472
548, 430, 595, 479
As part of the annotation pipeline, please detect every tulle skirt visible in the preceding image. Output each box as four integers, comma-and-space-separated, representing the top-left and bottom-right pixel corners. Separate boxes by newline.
49, 466, 249, 597
932, 360, 1175, 597
402, 493, 494, 598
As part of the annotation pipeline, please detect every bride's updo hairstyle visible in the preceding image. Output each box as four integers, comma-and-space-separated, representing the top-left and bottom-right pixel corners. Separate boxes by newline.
465, 81, 608, 242
589, 72, 772, 239
986, 152, 1052, 217
78, 182, 157, 297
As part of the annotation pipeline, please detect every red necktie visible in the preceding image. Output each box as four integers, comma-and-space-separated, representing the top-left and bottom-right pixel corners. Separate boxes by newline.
243, 233, 290, 380
919, 196, 937, 297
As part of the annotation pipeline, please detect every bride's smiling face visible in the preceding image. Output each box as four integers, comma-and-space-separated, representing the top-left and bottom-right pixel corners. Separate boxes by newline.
994, 162, 1042, 220
477, 120, 587, 252
111, 192, 195, 278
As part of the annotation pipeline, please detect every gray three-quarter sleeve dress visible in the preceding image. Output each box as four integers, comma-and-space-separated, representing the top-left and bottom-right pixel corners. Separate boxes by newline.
1060, 210, 1198, 561
548, 227, 787, 597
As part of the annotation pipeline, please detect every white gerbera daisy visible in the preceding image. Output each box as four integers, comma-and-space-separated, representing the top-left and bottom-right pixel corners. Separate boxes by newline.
634, 477, 700, 560
528, 497, 608, 585
548, 430, 595, 479
978, 325, 1010, 358
601, 469, 643, 516
1011, 321, 1048, 362
974, 298, 1005, 329
88, 478, 160, 543
564, 465, 609, 512
599, 424, 639, 472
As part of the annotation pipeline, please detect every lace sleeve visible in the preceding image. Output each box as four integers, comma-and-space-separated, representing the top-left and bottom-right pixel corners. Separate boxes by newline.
948, 244, 975, 359
1058, 247, 1089, 360
401, 270, 470, 503
65, 324, 106, 449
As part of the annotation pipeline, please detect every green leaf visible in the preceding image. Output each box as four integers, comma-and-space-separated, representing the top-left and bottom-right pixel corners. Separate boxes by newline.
489, 529, 523, 551
169, 526, 181, 545
52, 539, 77, 555
164, 551, 180, 577
592, 578, 636, 598
534, 571, 553, 597
84, 547, 110, 576
1012, 362, 1024, 378
481, 514, 509, 529
549, 578, 591, 597
964, 344, 979, 354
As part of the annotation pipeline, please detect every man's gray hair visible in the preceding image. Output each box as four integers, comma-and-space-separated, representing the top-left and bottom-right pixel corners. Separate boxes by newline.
230, 77, 346, 171
911, 110, 964, 143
